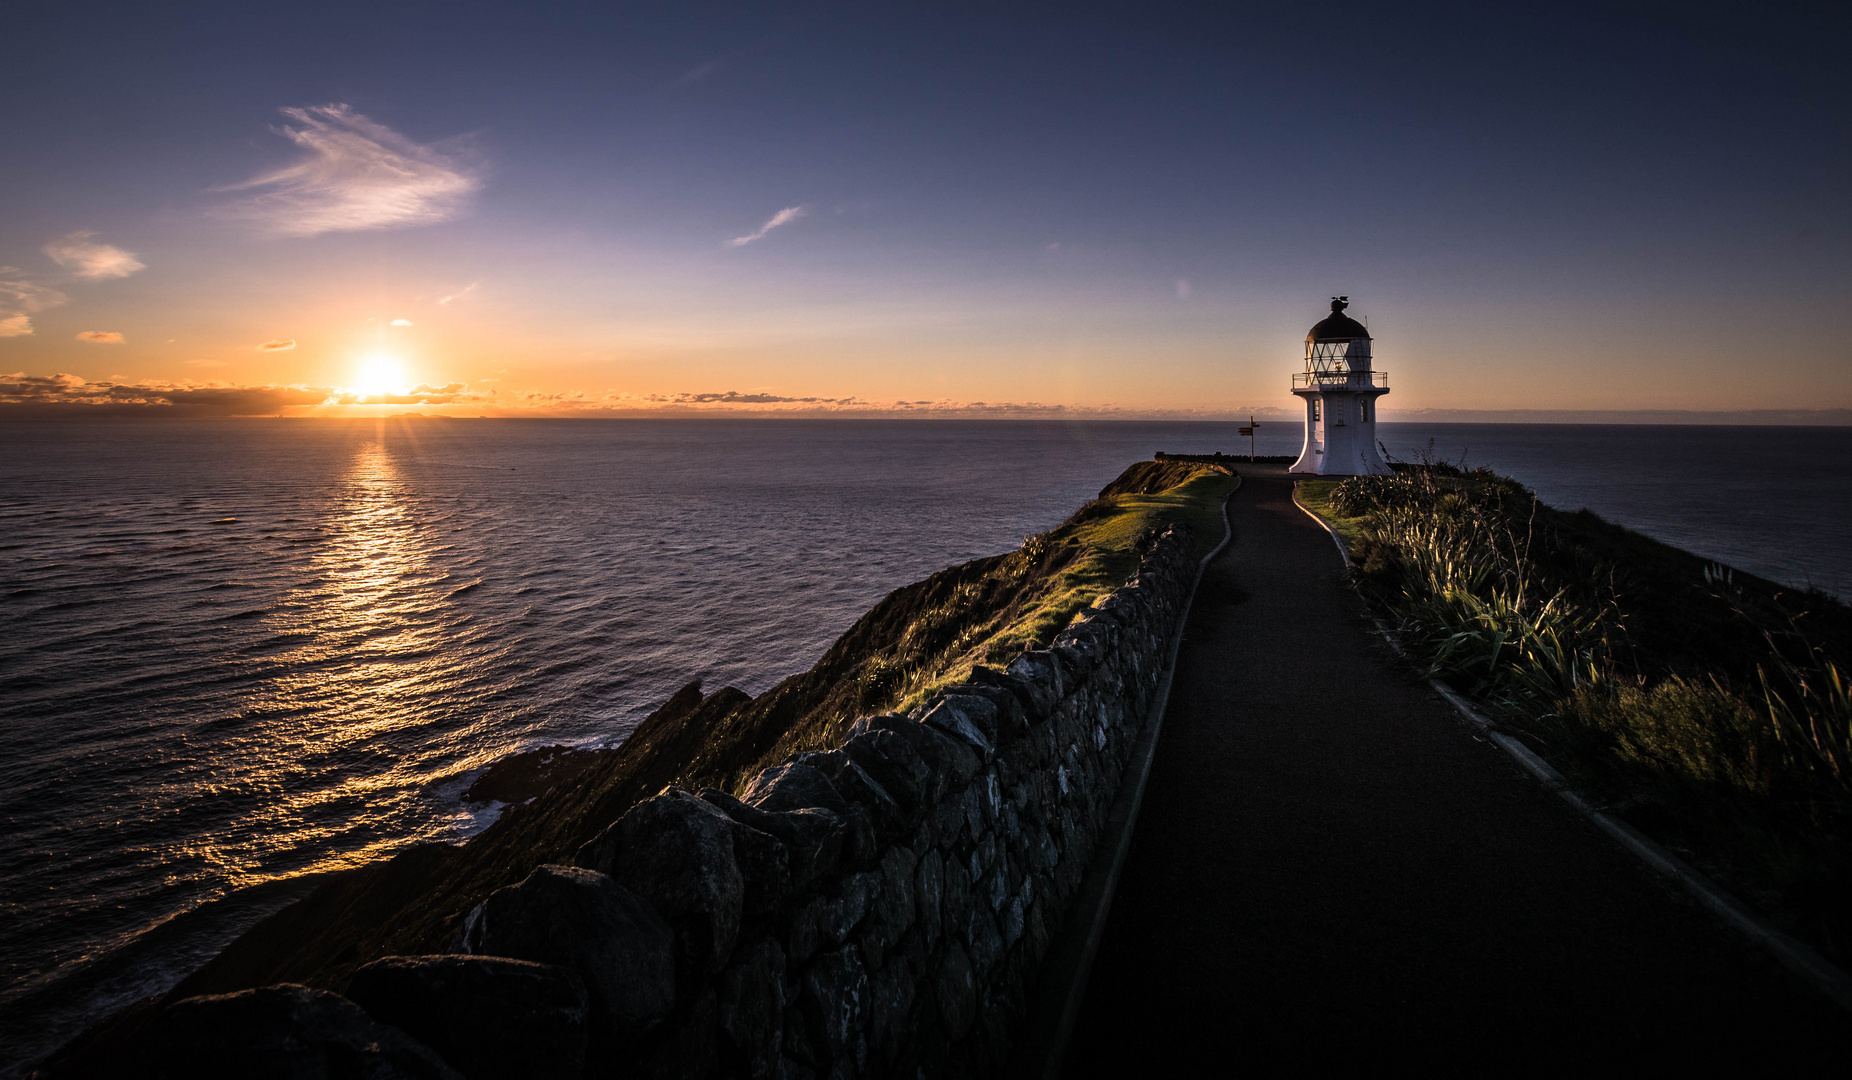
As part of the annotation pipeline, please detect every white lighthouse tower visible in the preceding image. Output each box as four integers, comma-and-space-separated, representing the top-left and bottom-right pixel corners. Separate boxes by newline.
1289, 296, 1391, 476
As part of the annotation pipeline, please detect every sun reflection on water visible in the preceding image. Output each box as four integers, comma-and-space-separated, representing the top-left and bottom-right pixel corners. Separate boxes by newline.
229, 434, 467, 880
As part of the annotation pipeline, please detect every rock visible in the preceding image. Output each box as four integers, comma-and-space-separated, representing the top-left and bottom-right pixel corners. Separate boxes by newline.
797, 945, 870, 1064
867, 951, 918, 1064
458, 864, 674, 1040
915, 849, 944, 947
699, 789, 843, 890
643, 986, 719, 1080
963, 665, 1043, 726
347, 955, 587, 1080
947, 683, 1032, 745
823, 756, 910, 836
843, 711, 908, 740
842, 729, 933, 817
933, 944, 977, 1042
461, 745, 605, 805
742, 760, 849, 815
1003, 651, 1064, 717
577, 789, 746, 978
883, 717, 981, 792
961, 905, 1004, 977
728, 818, 793, 916
918, 696, 996, 757
718, 937, 787, 1077
856, 846, 918, 969
141, 983, 460, 1079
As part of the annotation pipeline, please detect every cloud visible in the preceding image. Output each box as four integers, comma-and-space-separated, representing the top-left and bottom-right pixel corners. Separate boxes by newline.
0, 271, 68, 335
75, 330, 125, 343
329, 381, 472, 405
728, 206, 806, 246
390, 318, 414, 326
437, 283, 478, 305
674, 59, 724, 86
43, 232, 146, 280
257, 339, 297, 351
671, 39, 774, 88
216, 104, 481, 237
0, 373, 336, 415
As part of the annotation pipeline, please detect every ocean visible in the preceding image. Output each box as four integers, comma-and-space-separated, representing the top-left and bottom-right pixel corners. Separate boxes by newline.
2, 417, 1847, 1071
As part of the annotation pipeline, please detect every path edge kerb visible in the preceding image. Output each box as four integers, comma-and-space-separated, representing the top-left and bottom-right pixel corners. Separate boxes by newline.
1010, 473, 1242, 1079
1290, 483, 1852, 1014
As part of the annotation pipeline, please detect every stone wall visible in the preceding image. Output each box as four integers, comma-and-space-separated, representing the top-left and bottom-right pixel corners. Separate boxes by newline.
109, 525, 1198, 1080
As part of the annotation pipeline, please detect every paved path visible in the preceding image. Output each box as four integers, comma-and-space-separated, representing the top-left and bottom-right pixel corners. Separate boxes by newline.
1060, 468, 1849, 1073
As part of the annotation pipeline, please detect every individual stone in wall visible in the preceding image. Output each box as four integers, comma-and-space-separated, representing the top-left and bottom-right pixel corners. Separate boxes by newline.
575, 788, 754, 984
456, 864, 675, 1049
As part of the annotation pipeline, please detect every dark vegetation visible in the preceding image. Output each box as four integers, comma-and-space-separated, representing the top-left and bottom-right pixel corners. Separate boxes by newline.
1302, 461, 1852, 961
113, 461, 1234, 1019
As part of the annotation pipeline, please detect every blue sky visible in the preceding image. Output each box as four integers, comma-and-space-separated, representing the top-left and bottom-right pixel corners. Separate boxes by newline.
4, 2, 1847, 417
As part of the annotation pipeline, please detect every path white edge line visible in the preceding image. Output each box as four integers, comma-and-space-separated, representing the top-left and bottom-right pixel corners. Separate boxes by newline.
1033, 474, 1241, 1080
1289, 482, 1852, 1014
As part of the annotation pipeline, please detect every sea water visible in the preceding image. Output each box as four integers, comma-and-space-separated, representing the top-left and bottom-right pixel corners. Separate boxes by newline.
1, 417, 1846, 1071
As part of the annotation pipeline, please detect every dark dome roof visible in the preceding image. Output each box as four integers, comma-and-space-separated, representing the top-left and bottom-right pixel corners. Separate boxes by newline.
1306, 311, 1371, 342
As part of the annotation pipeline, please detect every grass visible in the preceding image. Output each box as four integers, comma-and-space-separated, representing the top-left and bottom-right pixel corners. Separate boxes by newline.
1294, 478, 1370, 551
1298, 464, 1852, 962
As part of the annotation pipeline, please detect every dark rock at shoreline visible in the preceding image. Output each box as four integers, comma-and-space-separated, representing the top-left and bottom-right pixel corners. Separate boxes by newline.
461, 681, 708, 805
346, 955, 588, 1080
461, 746, 604, 805
139, 983, 461, 1079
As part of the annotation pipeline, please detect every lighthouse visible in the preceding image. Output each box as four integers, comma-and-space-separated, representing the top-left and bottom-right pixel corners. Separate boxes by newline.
1288, 296, 1391, 476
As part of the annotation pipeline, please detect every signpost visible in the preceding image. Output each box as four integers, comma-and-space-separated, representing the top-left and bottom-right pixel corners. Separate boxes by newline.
1237, 415, 1259, 461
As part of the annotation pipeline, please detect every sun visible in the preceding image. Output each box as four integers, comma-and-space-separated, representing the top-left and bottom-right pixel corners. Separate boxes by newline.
351, 354, 405, 396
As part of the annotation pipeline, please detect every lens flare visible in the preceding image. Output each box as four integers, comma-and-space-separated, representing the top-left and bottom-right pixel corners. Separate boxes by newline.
352, 355, 404, 396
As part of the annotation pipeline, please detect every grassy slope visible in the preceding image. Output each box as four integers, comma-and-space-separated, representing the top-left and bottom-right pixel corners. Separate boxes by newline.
1294, 479, 1368, 552
164, 460, 1235, 1001
1297, 471, 1852, 960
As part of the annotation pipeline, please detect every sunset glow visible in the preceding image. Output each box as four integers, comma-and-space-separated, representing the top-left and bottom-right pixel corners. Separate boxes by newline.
350, 355, 407, 398
1, 6, 1846, 421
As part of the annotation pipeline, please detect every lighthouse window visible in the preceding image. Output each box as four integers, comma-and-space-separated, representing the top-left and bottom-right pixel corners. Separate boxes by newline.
1360, 399, 1369, 422
1312, 400, 1320, 421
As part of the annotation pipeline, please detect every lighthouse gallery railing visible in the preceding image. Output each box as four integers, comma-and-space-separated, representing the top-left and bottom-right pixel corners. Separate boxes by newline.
1293, 370, 1389, 390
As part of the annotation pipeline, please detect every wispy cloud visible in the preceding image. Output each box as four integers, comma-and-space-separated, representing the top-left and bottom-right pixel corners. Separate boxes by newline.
671, 38, 775, 88
728, 206, 806, 247
437, 283, 478, 305
674, 59, 724, 86
0, 270, 68, 336
216, 104, 481, 238
390, 318, 414, 326
75, 330, 125, 343
257, 339, 297, 351
43, 233, 146, 280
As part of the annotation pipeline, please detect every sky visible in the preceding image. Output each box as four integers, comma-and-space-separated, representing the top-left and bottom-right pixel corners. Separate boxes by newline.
3, 1, 1849, 420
